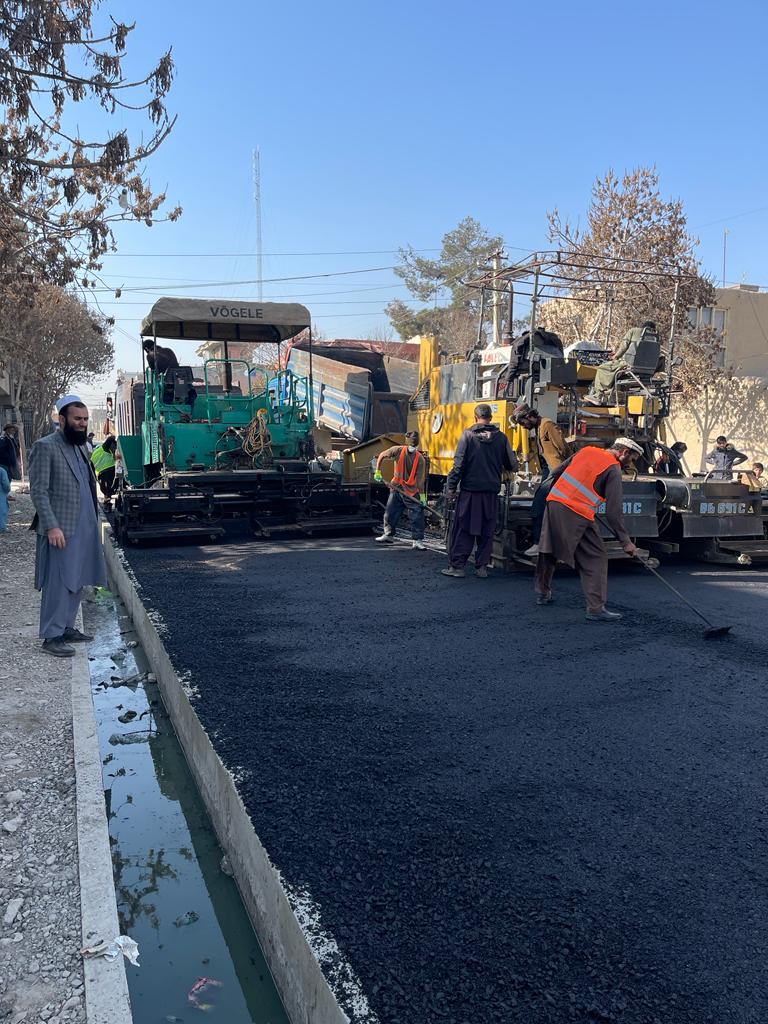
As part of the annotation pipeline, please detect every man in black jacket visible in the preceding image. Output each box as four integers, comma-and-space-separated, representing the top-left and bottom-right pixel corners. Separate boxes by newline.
0, 424, 20, 480
442, 404, 519, 578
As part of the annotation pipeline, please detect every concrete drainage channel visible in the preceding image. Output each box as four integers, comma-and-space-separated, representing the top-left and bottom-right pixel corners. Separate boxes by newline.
98, 527, 353, 1024
84, 587, 289, 1023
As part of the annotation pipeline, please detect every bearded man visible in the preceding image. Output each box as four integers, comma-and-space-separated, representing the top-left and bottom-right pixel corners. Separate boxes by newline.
29, 396, 107, 657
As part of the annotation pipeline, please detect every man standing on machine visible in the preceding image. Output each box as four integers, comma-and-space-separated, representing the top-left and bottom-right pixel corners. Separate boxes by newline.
142, 337, 180, 374
513, 403, 571, 557
534, 437, 642, 621
373, 430, 428, 550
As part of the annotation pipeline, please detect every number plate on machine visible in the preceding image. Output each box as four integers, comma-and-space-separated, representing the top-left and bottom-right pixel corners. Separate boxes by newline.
698, 501, 749, 515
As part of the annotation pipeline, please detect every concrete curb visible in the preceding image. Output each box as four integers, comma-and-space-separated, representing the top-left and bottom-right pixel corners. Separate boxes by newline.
102, 530, 349, 1024
71, 634, 133, 1024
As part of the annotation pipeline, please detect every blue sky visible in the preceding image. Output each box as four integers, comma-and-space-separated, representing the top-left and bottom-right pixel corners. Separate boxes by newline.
80, 0, 768, 397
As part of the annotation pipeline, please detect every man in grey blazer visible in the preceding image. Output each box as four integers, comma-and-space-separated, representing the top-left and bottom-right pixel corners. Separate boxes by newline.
29, 395, 107, 657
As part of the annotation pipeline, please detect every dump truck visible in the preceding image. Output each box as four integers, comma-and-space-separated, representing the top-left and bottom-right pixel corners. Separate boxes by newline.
113, 298, 374, 543
286, 338, 419, 445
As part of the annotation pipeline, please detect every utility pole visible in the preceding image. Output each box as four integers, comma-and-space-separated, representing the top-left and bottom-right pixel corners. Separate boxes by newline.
722, 227, 729, 288
253, 148, 263, 302
492, 251, 502, 346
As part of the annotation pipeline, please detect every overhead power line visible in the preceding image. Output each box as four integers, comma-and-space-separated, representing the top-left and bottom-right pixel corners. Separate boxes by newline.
89, 265, 395, 294
99, 247, 441, 258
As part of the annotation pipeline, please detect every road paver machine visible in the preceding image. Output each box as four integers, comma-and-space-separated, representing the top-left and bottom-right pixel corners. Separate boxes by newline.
114, 298, 373, 543
407, 252, 768, 566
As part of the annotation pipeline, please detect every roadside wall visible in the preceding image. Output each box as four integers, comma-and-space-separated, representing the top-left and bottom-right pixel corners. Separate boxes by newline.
667, 375, 768, 472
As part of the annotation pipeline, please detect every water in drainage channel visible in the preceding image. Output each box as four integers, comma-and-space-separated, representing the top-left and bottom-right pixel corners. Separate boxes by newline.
84, 589, 290, 1024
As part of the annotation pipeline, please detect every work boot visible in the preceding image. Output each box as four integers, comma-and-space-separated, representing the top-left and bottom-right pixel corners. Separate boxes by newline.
585, 608, 622, 622
411, 540, 426, 550
375, 531, 394, 544
441, 566, 466, 578
62, 626, 94, 643
535, 591, 553, 605
524, 544, 539, 557
42, 637, 76, 658
475, 566, 489, 578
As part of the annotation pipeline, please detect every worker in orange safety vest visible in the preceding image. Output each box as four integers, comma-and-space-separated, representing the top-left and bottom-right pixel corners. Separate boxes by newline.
534, 437, 642, 621
373, 430, 428, 550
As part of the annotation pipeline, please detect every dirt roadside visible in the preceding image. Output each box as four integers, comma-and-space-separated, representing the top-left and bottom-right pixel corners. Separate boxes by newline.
0, 492, 86, 1024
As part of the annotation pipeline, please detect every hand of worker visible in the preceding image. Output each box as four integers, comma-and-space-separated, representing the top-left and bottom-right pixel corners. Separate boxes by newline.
419, 492, 427, 505
47, 527, 66, 549
373, 470, 383, 483
623, 541, 638, 557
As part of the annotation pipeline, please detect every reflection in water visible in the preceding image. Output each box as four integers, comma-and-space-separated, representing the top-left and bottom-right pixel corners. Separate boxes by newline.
85, 594, 289, 1024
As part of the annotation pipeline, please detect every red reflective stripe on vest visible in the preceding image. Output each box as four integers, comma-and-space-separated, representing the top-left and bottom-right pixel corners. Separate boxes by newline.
546, 446, 618, 521
392, 447, 422, 488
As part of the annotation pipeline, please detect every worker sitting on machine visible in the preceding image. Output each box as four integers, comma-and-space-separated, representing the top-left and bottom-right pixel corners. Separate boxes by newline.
584, 321, 660, 405
373, 430, 428, 550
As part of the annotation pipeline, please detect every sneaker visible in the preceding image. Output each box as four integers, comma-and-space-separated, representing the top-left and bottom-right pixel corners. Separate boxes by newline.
375, 532, 394, 544
62, 626, 94, 643
42, 637, 76, 658
411, 540, 426, 550
535, 592, 553, 605
440, 567, 466, 578
524, 544, 539, 557
475, 566, 489, 578
585, 608, 622, 622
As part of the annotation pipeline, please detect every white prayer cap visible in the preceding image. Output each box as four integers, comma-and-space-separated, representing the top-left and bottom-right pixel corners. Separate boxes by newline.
613, 436, 644, 455
55, 394, 84, 413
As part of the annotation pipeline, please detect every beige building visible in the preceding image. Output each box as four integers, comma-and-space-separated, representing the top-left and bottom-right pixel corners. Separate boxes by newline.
669, 284, 768, 471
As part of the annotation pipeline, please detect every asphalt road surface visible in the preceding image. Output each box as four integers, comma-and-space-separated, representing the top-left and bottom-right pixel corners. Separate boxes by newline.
124, 532, 768, 1024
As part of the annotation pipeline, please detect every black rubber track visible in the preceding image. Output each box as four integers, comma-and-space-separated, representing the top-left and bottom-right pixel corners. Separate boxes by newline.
123, 534, 768, 1024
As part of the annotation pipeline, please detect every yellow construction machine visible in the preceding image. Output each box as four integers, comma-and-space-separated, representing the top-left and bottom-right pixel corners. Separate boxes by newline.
354, 250, 768, 566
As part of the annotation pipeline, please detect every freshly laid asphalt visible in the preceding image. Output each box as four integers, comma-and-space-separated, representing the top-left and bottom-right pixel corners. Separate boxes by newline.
123, 530, 768, 1024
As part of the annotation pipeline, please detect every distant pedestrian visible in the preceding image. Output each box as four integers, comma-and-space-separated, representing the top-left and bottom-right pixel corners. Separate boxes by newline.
374, 430, 427, 550
442, 404, 519, 578
0, 465, 10, 532
85, 431, 95, 455
513, 403, 571, 557
29, 395, 107, 658
654, 441, 688, 476
535, 438, 642, 621
752, 462, 764, 480
91, 435, 118, 509
0, 423, 20, 480
705, 436, 747, 480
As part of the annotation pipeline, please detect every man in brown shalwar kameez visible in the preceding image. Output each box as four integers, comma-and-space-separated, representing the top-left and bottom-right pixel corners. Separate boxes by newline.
534, 437, 643, 621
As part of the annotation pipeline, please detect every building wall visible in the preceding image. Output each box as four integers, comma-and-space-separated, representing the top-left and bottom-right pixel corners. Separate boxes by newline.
668, 285, 768, 471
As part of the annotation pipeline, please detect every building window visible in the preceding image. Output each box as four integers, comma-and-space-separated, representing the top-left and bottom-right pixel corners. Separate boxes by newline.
687, 306, 728, 335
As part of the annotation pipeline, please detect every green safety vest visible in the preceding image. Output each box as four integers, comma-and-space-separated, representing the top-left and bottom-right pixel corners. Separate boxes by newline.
91, 445, 115, 475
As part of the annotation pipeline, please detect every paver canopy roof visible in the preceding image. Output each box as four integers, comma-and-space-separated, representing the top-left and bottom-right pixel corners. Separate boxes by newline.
140, 297, 311, 343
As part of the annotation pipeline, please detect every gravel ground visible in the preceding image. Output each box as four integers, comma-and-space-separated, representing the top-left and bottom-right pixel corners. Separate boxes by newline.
124, 531, 768, 1024
0, 493, 86, 1024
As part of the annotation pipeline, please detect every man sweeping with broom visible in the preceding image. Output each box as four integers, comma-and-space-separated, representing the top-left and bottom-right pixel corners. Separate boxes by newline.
534, 437, 642, 621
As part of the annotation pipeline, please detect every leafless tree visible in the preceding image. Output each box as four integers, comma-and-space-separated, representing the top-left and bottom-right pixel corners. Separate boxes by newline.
0, 283, 113, 457
0, 1, 180, 285
540, 167, 714, 342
